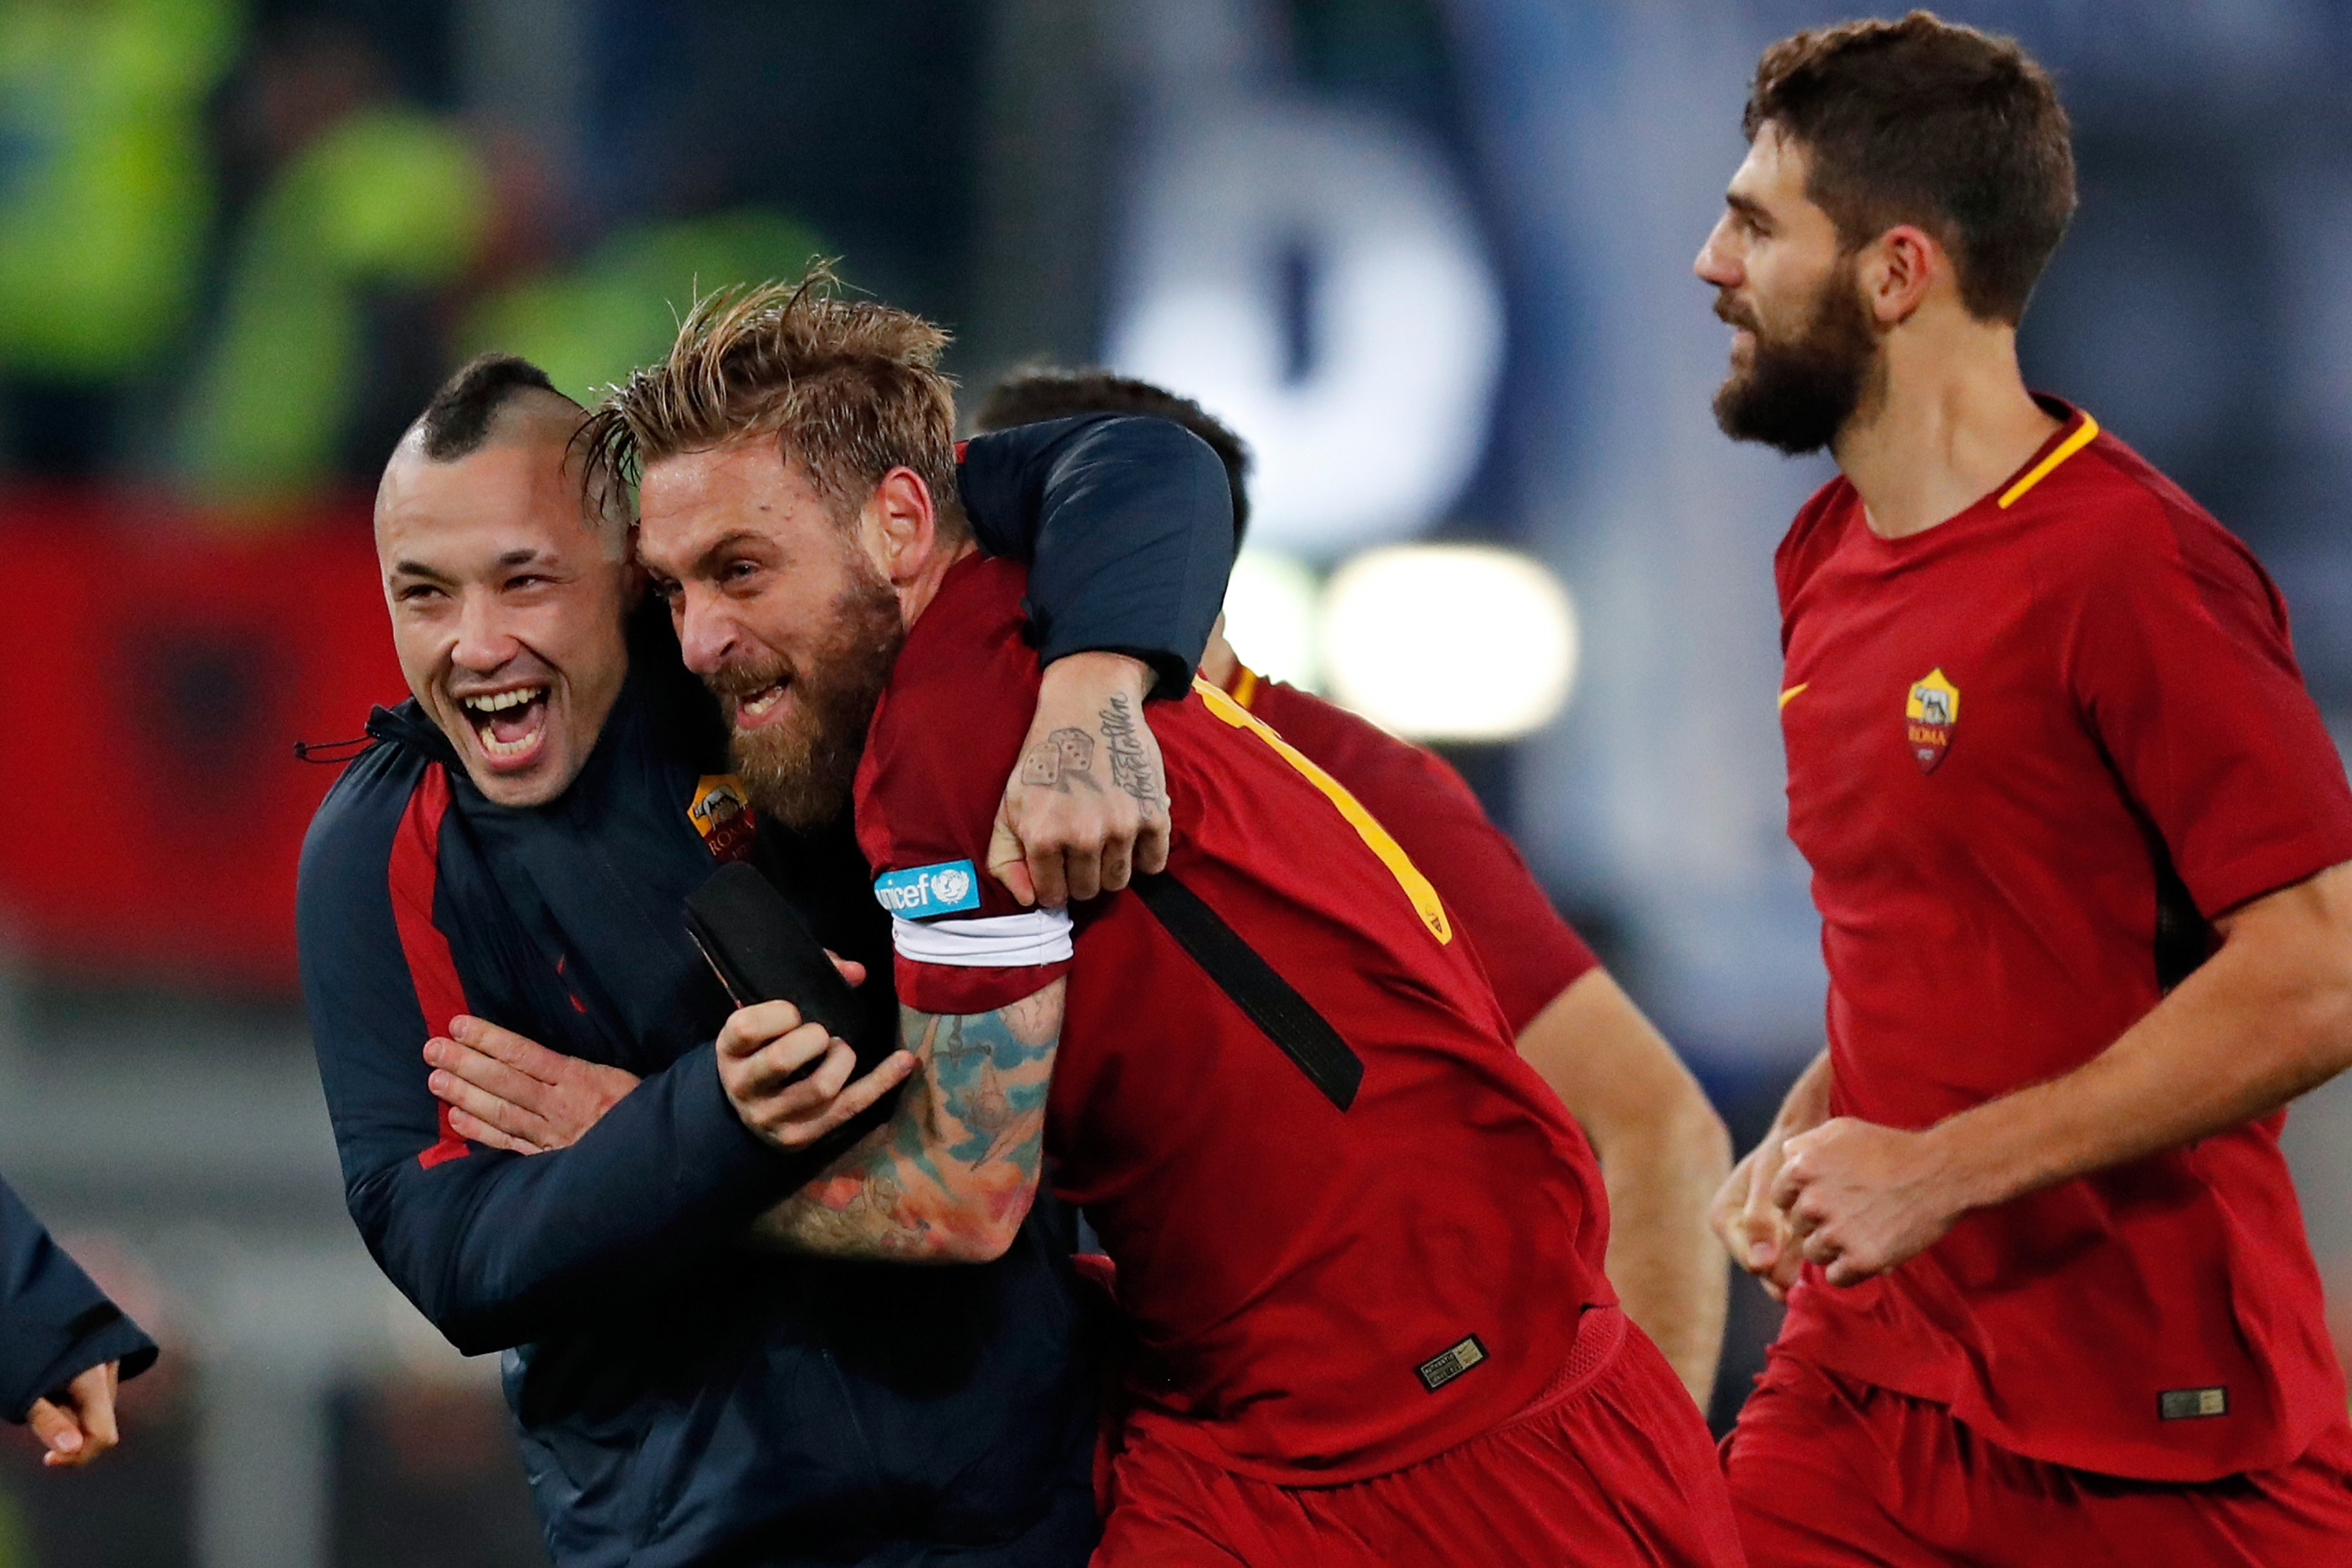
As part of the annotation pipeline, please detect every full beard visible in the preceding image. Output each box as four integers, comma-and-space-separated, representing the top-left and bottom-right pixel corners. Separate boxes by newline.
1711, 260, 1882, 456
713, 570, 906, 830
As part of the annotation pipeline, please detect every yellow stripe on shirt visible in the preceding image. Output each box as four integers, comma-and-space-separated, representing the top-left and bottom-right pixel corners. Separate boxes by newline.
1196, 678, 1452, 944
1998, 412, 2100, 510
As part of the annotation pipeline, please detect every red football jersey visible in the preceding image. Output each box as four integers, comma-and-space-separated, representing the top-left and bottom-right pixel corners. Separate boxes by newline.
1774, 398, 2352, 1480
855, 554, 1612, 1483
1222, 668, 1601, 1033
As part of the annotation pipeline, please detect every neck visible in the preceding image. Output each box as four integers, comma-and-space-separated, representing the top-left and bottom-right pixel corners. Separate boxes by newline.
896, 536, 978, 628
1831, 313, 2061, 539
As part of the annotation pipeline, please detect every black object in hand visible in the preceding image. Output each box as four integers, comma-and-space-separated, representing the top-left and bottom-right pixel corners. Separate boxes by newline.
685, 862, 877, 1077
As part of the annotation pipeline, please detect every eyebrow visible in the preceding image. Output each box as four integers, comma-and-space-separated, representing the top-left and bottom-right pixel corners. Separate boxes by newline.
389, 546, 551, 582
648, 530, 782, 579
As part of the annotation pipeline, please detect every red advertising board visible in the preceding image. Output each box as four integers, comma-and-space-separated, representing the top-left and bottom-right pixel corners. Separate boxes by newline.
0, 487, 409, 990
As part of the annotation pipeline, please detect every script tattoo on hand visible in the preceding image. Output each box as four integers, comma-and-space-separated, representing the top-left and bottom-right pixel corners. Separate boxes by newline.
1098, 695, 1161, 818
1020, 728, 1098, 792
750, 986, 1062, 1260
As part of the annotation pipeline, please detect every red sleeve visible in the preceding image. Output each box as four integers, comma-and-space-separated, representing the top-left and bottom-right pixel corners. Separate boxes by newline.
1774, 478, 1853, 649
1243, 678, 1599, 1033
855, 559, 1074, 1015
2058, 477, 2352, 920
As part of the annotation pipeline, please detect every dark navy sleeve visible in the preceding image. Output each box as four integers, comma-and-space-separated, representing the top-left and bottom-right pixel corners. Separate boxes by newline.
0, 1176, 158, 1422
958, 415, 1236, 700
297, 751, 804, 1356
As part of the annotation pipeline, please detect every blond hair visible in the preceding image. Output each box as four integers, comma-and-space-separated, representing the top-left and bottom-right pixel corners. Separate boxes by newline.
582, 267, 967, 538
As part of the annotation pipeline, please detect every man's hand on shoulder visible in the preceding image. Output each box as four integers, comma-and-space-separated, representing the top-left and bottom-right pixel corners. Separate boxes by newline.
989, 651, 1171, 908
426, 1018, 641, 1155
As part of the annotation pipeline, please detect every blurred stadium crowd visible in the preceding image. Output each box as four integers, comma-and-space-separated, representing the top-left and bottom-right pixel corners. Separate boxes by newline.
7, 1, 2352, 1563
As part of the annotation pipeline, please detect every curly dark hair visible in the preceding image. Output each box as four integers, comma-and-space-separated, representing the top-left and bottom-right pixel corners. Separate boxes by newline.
1745, 11, 2075, 325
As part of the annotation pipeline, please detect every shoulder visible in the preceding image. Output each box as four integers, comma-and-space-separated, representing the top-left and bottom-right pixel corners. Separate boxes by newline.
1773, 476, 1857, 612
856, 555, 1040, 869
299, 733, 434, 906
1249, 681, 1475, 816
872, 555, 1037, 733
2032, 431, 2286, 630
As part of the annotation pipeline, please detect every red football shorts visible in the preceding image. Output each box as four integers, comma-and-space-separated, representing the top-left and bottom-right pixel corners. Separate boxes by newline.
1725, 1349, 2352, 1567
1091, 1306, 1746, 1566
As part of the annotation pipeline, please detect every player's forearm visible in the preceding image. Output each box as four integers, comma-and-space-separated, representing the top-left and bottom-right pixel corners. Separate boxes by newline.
750, 991, 1061, 1263
1596, 1098, 1730, 1407
1926, 862, 2352, 1214
1770, 1048, 1833, 1142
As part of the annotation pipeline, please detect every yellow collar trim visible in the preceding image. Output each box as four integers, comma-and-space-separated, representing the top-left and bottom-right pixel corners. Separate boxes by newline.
1997, 412, 2100, 510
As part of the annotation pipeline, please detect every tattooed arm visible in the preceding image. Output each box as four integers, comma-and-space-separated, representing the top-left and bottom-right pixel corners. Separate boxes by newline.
989, 654, 1172, 907
742, 981, 1067, 1262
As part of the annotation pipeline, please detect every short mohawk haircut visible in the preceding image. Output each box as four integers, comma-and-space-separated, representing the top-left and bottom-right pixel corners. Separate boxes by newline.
416, 354, 569, 460
582, 266, 965, 540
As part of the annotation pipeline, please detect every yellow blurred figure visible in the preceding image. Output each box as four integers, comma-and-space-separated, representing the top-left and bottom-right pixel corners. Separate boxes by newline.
0, 0, 240, 378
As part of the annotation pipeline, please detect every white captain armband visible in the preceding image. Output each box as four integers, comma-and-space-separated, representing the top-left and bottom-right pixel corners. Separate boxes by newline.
891, 909, 1075, 968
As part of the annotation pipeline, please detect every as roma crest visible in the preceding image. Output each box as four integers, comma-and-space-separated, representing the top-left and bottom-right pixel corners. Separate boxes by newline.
1904, 669, 1959, 775
688, 775, 760, 863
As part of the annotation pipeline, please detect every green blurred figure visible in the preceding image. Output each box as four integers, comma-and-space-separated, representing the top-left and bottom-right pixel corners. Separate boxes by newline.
0, 0, 241, 472
176, 20, 490, 510
177, 99, 488, 507
461, 208, 828, 403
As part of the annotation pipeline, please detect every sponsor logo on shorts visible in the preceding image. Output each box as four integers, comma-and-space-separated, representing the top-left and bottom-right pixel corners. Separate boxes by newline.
1904, 668, 1960, 774
874, 859, 982, 918
2158, 1386, 2228, 1421
1416, 1334, 1488, 1393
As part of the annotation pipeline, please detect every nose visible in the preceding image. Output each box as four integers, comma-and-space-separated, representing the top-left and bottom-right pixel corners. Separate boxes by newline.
673, 583, 737, 677
452, 589, 522, 674
1694, 217, 1741, 288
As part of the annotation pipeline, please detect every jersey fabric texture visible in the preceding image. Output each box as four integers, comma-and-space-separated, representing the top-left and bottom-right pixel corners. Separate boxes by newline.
296, 416, 1234, 1568
1095, 1308, 1744, 1568
855, 554, 1613, 1487
0, 1174, 158, 1424
1728, 1350, 2352, 1567
1770, 397, 2352, 1482
1221, 667, 1599, 1033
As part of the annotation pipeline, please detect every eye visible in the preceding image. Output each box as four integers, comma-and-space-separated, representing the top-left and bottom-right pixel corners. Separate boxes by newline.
397, 583, 445, 604
720, 559, 761, 588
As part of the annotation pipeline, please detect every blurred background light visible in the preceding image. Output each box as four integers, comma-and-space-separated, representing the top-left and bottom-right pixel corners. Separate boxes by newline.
1320, 543, 1576, 742
1218, 546, 1323, 690
1106, 97, 1503, 558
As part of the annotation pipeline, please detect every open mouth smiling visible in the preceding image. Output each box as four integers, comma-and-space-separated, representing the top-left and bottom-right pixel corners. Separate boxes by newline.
731, 679, 791, 729
458, 684, 552, 764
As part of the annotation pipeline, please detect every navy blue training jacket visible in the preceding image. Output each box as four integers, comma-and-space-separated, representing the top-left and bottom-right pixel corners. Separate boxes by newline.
0, 1174, 158, 1423
296, 417, 1233, 1568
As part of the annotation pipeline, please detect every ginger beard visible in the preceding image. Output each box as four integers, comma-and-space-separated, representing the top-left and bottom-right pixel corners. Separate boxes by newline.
710, 561, 906, 829
1712, 252, 1883, 456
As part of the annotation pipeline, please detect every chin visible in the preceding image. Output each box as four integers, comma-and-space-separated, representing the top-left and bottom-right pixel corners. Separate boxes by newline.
466, 761, 569, 808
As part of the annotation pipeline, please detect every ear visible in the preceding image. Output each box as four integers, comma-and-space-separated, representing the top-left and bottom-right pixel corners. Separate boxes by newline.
1860, 223, 1941, 327
863, 466, 942, 586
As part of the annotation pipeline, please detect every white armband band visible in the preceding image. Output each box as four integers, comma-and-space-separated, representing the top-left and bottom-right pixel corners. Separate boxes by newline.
891, 909, 1075, 968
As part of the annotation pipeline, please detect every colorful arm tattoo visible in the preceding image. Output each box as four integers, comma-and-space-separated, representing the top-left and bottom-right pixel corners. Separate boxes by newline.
748, 980, 1065, 1261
